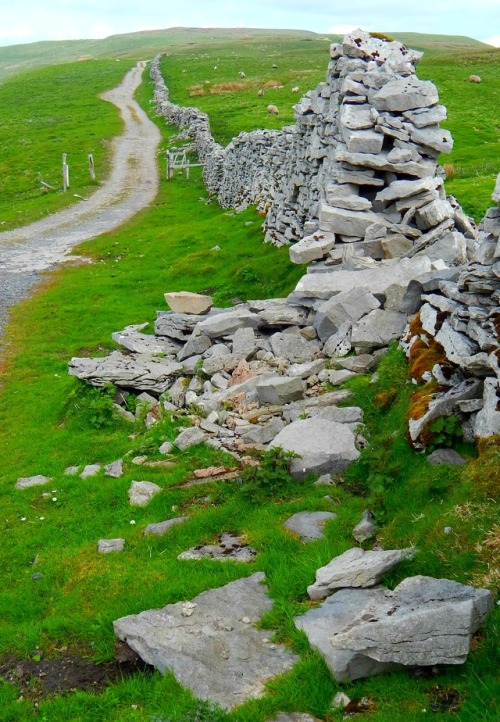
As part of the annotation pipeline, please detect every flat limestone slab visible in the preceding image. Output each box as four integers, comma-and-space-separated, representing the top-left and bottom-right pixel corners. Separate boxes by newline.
114, 572, 297, 710
15, 474, 52, 489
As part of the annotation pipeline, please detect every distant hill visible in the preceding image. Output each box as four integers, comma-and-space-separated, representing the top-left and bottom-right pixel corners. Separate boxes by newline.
0, 27, 493, 84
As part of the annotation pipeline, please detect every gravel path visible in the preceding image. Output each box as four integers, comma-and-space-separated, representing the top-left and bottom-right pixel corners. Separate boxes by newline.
0, 60, 161, 339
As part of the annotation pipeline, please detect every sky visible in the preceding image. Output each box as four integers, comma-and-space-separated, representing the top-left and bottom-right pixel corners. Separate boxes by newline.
0, 0, 499, 48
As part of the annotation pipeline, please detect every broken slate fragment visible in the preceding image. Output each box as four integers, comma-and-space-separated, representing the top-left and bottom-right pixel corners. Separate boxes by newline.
174, 427, 207, 451
352, 510, 378, 542
426, 449, 466, 466
307, 547, 415, 600
178, 533, 257, 562
272, 417, 360, 479
296, 576, 493, 682
284, 511, 337, 542
128, 480, 162, 507
104, 459, 123, 478
113, 572, 297, 710
144, 516, 189, 537
15, 475, 52, 490
80, 464, 101, 479
98, 538, 125, 553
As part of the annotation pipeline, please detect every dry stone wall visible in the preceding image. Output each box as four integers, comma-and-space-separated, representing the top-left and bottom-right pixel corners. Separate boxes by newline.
151, 30, 474, 254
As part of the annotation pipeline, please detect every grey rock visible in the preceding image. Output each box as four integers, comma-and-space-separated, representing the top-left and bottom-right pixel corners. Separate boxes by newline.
98, 538, 125, 553
344, 129, 384, 154
284, 511, 337, 542
80, 464, 101, 479
314, 406, 364, 425
295, 586, 394, 682
64, 465, 79, 476
403, 104, 447, 128
232, 326, 258, 359
15, 474, 52, 490
314, 473, 335, 486
178, 533, 257, 562
427, 449, 466, 466
408, 378, 483, 443
493, 172, 500, 203
314, 287, 380, 342
318, 369, 356, 385
128, 480, 162, 507
259, 304, 308, 327
68, 351, 182, 393
409, 126, 453, 154
144, 516, 189, 537
297, 576, 493, 682
155, 311, 211, 341
323, 323, 352, 357
112, 324, 181, 356
319, 203, 379, 237
294, 256, 432, 300
271, 417, 360, 479
307, 547, 414, 600
195, 309, 261, 339
287, 360, 325, 379
237, 417, 286, 445
352, 309, 407, 352
415, 200, 454, 230
269, 327, 321, 363
474, 377, 500, 438
371, 77, 439, 112
159, 441, 174, 454
435, 321, 480, 368
352, 510, 378, 542
336, 147, 435, 178
177, 333, 212, 361
114, 573, 297, 710
104, 459, 123, 478
174, 427, 207, 451
381, 235, 413, 258
256, 376, 305, 405
290, 232, 336, 264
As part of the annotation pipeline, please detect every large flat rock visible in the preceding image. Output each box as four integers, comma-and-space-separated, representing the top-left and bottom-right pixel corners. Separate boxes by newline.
271, 417, 360, 479
307, 547, 414, 600
293, 257, 432, 300
296, 576, 493, 682
68, 351, 182, 393
114, 573, 297, 710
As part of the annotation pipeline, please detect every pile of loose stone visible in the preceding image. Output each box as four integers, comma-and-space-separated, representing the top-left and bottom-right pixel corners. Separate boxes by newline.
402, 187, 500, 446
68, 289, 383, 478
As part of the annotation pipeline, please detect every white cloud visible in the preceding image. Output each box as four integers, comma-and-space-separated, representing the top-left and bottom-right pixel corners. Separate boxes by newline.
327, 24, 357, 35
483, 35, 500, 47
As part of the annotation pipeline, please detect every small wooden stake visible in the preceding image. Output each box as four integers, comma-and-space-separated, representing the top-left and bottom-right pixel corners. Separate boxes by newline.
62, 153, 69, 191
88, 153, 96, 181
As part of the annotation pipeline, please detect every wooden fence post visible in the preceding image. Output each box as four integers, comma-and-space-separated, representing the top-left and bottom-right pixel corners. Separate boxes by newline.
62, 153, 69, 191
88, 153, 96, 181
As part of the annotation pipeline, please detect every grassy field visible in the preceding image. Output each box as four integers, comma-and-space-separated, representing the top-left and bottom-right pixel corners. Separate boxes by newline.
0, 32, 499, 722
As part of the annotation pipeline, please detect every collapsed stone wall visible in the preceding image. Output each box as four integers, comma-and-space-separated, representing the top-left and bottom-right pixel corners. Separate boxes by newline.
148, 36, 498, 442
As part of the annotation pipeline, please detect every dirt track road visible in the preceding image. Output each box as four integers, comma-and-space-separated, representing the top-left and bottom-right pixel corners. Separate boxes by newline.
0, 61, 161, 337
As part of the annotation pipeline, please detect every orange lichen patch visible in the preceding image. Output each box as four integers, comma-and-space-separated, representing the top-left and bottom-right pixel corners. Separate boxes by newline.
209, 82, 247, 94
189, 84, 206, 97
375, 387, 398, 409
408, 336, 448, 383
407, 382, 441, 421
